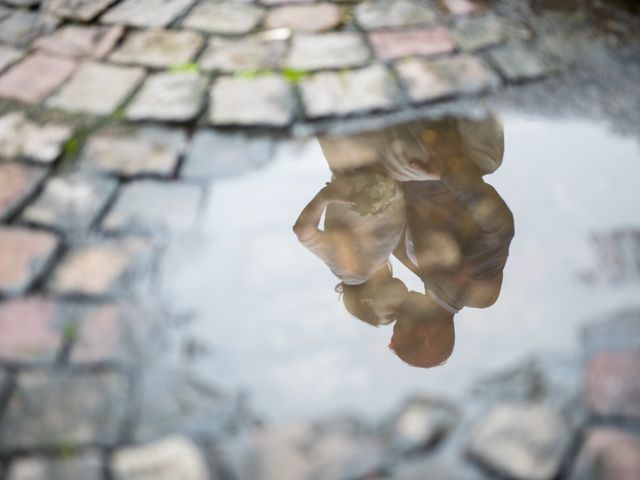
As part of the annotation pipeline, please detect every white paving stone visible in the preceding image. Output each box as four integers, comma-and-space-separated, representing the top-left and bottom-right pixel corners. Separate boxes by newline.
0, 112, 72, 163
286, 32, 370, 70
101, 0, 196, 27
182, 0, 264, 34
109, 29, 204, 68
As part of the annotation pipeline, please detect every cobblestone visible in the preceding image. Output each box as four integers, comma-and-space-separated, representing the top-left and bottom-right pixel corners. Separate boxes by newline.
0, 228, 59, 296
126, 71, 207, 122
0, 297, 65, 363
46, 0, 117, 21
182, 130, 274, 179
80, 126, 186, 178
571, 427, 640, 480
0, 112, 73, 163
453, 15, 504, 52
21, 173, 117, 231
488, 44, 549, 82
0, 52, 76, 104
396, 54, 500, 103
0, 45, 25, 73
286, 32, 370, 71
355, 0, 438, 30
34, 24, 124, 59
113, 436, 209, 480
0, 371, 126, 450
299, 64, 400, 118
102, 180, 203, 234
0, 10, 57, 47
209, 76, 295, 127
0, 163, 47, 221
7, 452, 103, 480
101, 0, 196, 28
198, 35, 286, 73
439, 0, 487, 16
466, 403, 572, 480
182, 0, 265, 35
265, 3, 343, 32
110, 29, 204, 68
369, 27, 457, 61
48, 237, 152, 297
47, 62, 145, 115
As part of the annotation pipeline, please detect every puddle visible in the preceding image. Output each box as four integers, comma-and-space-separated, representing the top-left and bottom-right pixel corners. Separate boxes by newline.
158, 111, 640, 423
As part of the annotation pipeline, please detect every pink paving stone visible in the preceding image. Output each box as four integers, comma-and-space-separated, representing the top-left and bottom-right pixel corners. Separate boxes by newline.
265, 4, 343, 32
369, 27, 457, 61
0, 52, 76, 103
34, 24, 124, 59
69, 304, 126, 363
0, 297, 65, 363
584, 351, 640, 420
45, 0, 118, 21
438, 0, 486, 16
0, 163, 47, 221
572, 428, 640, 480
0, 227, 59, 296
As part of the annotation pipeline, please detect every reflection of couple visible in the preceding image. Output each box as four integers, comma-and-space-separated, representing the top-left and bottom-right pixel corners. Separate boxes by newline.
293, 113, 514, 368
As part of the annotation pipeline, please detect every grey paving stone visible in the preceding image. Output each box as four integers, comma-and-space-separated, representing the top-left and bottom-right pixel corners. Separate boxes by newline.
102, 180, 203, 234
396, 54, 500, 103
299, 64, 400, 118
126, 71, 207, 122
453, 15, 504, 51
0, 45, 25, 73
81, 126, 186, 178
45, 0, 116, 21
355, 0, 438, 30
198, 35, 286, 73
114, 436, 209, 480
209, 76, 295, 126
389, 457, 484, 480
265, 3, 343, 32
286, 32, 370, 71
34, 24, 125, 59
182, 130, 274, 179
0, 371, 126, 450
182, 0, 264, 34
487, 43, 549, 81
0, 10, 58, 47
47, 62, 145, 115
8, 453, 103, 480
0, 112, 72, 163
570, 427, 640, 480
368, 27, 457, 60
0, 163, 47, 221
439, 0, 487, 16
110, 29, 204, 68
0, 5, 11, 21
21, 173, 117, 231
101, 0, 196, 27
467, 403, 572, 480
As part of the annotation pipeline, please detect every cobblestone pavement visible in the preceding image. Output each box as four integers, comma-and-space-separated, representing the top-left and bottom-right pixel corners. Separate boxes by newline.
1, 0, 640, 478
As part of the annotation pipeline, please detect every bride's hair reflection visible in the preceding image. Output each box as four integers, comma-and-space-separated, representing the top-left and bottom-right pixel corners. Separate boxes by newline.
294, 112, 514, 369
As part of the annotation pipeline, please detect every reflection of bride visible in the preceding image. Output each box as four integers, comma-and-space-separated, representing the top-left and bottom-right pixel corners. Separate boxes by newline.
293, 112, 514, 369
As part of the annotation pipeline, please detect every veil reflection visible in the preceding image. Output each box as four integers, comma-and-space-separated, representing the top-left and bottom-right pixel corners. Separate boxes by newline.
293, 112, 514, 369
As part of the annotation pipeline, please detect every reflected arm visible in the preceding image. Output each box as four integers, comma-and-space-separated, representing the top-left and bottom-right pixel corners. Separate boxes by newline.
293, 188, 330, 242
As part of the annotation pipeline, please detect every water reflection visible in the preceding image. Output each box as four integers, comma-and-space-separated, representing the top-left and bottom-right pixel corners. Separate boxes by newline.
294, 113, 514, 368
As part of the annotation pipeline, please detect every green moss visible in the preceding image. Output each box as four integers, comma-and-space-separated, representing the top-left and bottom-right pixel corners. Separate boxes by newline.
169, 62, 200, 74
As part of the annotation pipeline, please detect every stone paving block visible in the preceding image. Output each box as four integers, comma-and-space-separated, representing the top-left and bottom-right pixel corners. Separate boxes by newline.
261, 0, 312, 3
355, 0, 438, 30
47, 62, 145, 115
0, 370, 126, 449
488, 44, 549, 82
102, 181, 203, 234
389, 457, 484, 480
101, 0, 196, 27
0, 112, 72, 163
453, 15, 504, 51
3, 0, 39, 6
0, 163, 47, 221
182, 130, 274, 179
126, 71, 207, 122
198, 35, 286, 73
299, 64, 400, 118
369, 27, 457, 61
48, 238, 153, 297
0, 297, 66, 363
439, 0, 487, 16
113, 436, 209, 480
466, 403, 572, 480
110, 29, 204, 68
182, 0, 264, 34
34, 24, 124, 59
8, 453, 103, 480
286, 32, 370, 71
0, 228, 59, 296
265, 3, 343, 32
209, 76, 295, 127
45, 0, 116, 21
396, 54, 500, 103
0, 10, 52, 47
0, 5, 10, 22
571, 427, 640, 480
0, 45, 25, 73
81, 126, 186, 178
0, 52, 76, 103
21, 173, 117, 231
584, 351, 640, 420
582, 308, 640, 356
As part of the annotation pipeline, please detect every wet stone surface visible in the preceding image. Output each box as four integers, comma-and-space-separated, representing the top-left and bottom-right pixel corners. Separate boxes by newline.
0, 163, 46, 221
355, 0, 438, 30
453, 15, 505, 51
488, 44, 550, 82
7, 453, 103, 480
